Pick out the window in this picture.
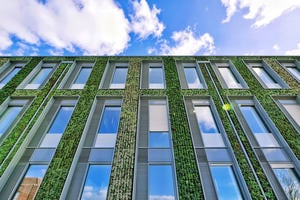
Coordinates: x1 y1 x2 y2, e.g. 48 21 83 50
95 106 121 147
0 66 22 89
21 62 58 89
40 106 74 147
110 67 128 89
149 66 165 89
149 165 175 200
0 97 77 199
230 97 300 199
184 67 203 89
0 61 26 89
0 98 32 143
13 165 48 200
176 61 206 89
245 60 288 89
184 97 250 199
71 67 92 89
273 168 300 199
81 165 112 200
25 67 53 89
275 97 300 133
59 61 94 89
278 60 300 82
61 98 122 199
210 166 243 200
211 61 247 89
134 98 177 200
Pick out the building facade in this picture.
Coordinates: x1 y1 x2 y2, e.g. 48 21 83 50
0 56 299 200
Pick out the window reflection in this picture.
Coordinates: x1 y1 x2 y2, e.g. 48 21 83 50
149 67 165 89
149 165 175 200
0 67 22 89
279 99 300 126
194 106 219 134
149 132 170 148
211 166 243 200
240 106 269 134
13 165 48 200
0 106 22 135
25 67 53 89
218 67 242 88
110 67 128 89
81 165 112 200
71 67 92 89
273 168 300 199
184 67 203 89
252 67 281 88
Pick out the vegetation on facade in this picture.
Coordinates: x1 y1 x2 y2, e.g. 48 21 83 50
0 56 299 199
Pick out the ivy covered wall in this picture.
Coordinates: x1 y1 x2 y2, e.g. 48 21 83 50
0 56 299 199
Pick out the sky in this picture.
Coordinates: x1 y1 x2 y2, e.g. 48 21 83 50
0 0 300 56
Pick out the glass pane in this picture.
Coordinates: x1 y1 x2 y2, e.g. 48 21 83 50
240 106 270 134
282 104 300 126
98 106 121 134
184 67 203 89
71 67 92 89
25 67 52 89
94 134 117 147
211 166 243 200
13 165 48 200
194 106 219 134
218 67 242 88
48 106 74 134
273 168 300 200
263 149 289 162
149 104 168 132
149 67 164 89
89 149 114 162
0 106 22 135
0 67 21 88
110 67 128 89
81 165 111 200
206 149 231 162
287 67 300 81
252 67 281 88
39 134 62 147
149 132 170 147
148 149 172 162
149 165 175 200
30 148 56 162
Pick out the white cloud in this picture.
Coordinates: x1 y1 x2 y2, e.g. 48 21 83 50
0 30 12 50
157 27 215 55
0 0 131 55
273 44 280 51
131 0 165 39
285 43 300 55
221 0 300 27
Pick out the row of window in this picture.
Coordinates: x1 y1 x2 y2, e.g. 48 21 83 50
0 95 299 199
0 59 299 90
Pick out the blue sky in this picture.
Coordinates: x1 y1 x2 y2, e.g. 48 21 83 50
0 0 300 56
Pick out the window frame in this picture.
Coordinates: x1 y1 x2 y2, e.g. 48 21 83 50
183 96 250 199
133 96 178 200
277 59 300 83
0 60 27 89
60 96 123 199
140 61 166 89
18 60 59 90
59 60 95 89
99 61 129 89
229 96 300 199
243 59 289 89
272 96 300 133
210 60 248 89
0 96 78 199
0 97 34 145
176 60 207 89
